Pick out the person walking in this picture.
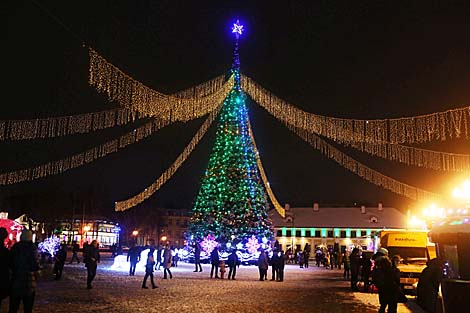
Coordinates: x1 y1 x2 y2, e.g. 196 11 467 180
0 228 10 310
69 241 80 264
53 243 67 280
127 244 140 276
257 249 269 281
227 249 239 280
163 244 173 279
142 249 157 289
84 240 100 289
210 246 220 279
193 242 202 272
8 229 39 313
372 255 401 313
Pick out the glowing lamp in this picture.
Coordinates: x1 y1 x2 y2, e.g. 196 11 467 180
132 230 139 236
161 236 167 242
83 225 91 232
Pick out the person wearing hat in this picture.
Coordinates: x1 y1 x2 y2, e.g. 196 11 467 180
9 229 39 313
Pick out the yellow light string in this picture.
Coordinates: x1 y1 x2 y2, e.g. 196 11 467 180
115 106 221 212
89 48 233 122
0 107 144 141
247 121 285 218
0 118 169 186
241 74 470 145
288 125 442 203
0 76 233 185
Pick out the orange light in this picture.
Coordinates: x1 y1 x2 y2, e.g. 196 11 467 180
132 230 139 236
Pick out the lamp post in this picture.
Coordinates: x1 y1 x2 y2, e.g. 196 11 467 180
132 230 138 245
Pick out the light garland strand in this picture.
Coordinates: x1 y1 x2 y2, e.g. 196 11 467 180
114 107 221 212
89 48 233 122
248 121 286 218
241 74 470 145
288 125 442 203
0 74 233 185
0 107 144 142
0 118 170 186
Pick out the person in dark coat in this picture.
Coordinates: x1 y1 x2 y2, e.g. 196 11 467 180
350 247 361 291
270 248 279 281
210 246 220 279
0 228 10 310
417 258 441 313
227 249 239 280
69 241 80 264
142 249 157 289
53 243 67 280
343 251 351 279
9 229 39 313
193 242 202 272
257 249 269 281
127 244 140 276
372 255 401 313
361 256 372 292
278 250 286 282
163 244 173 279
84 240 100 289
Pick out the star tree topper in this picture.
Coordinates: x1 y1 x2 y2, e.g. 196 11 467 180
232 19 244 38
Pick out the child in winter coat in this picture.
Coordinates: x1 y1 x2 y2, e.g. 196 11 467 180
219 260 226 279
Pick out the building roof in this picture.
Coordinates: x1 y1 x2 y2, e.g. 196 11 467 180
269 205 406 229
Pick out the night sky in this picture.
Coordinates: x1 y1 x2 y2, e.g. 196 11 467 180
2 0 470 220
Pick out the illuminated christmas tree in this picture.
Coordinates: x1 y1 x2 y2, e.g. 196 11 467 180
188 20 272 243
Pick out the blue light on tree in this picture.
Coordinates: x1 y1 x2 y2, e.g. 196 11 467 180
232 19 244 37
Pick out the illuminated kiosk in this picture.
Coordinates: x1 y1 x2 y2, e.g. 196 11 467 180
429 215 470 313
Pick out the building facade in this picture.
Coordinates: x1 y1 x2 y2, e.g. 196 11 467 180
270 203 407 253
56 218 120 248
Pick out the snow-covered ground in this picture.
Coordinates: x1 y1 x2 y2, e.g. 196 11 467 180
1 255 425 313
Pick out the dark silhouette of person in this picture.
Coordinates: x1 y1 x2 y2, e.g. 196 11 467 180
227 249 239 280
156 244 163 270
9 229 39 313
69 241 80 264
127 244 140 276
417 258 441 313
53 243 67 280
142 249 157 289
372 255 401 313
193 242 202 272
304 250 310 268
163 244 173 279
210 246 220 278
0 228 10 310
84 240 100 289
278 250 286 281
350 247 361 291
257 249 269 281
362 256 372 292
270 248 279 281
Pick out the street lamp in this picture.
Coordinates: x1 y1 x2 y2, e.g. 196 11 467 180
132 230 139 237
83 225 91 243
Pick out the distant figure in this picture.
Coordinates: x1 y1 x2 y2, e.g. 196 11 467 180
172 247 179 267
257 249 269 281
163 244 173 279
361 256 372 292
342 251 351 280
127 244 140 276
417 258 441 313
210 246 220 279
9 229 39 313
270 248 279 281
84 240 100 289
156 245 164 270
142 249 157 289
298 250 304 268
193 242 202 272
0 228 10 310
278 250 286 282
227 250 239 280
303 250 310 268
350 248 361 291
70 241 80 264
219 260 226 279
53 243 67 280
110 243 117 258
